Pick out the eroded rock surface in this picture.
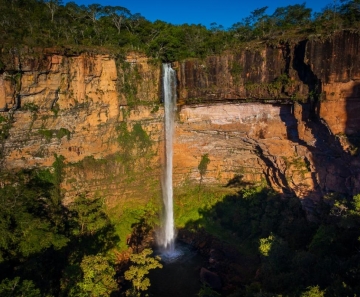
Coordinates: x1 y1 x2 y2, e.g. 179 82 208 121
0 31 359 206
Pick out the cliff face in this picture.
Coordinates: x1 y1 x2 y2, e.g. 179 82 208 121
176 46 308 103
177 31 360 138
173 31 360 200
306 31 360 137
0 31 359 207
0 50 163 205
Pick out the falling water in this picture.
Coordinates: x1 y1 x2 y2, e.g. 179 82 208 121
158 63 177 254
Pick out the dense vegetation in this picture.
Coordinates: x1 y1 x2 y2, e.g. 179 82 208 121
0 0 360 62
0 155 122 296
1 0 360 296
184 186 360 296
2 165 360 296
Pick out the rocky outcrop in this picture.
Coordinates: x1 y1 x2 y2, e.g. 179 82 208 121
0 31 359 206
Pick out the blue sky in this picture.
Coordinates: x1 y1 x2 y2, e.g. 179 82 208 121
64 0 334 29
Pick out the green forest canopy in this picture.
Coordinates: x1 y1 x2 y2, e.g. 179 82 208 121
0 0 360 61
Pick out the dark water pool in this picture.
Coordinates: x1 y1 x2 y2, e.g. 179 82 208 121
148 242 206 297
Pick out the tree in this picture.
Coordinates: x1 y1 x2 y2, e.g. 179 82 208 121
124 248 162 296
300 286 325 297
85 3 105 23
198 153 210 187
229 21 253 42
210 22 224 33
104 5 131 34
259 234 275 256
72 254 118 297
124 12 146 36
198 284 221 297
352 193 360 212
44 0 62 23
0 169 68 262
308 225 337 255
340 0 360 27
68 194 108 236
65 1 85 21
0 277 41 297
251 7 269 38
271 3 312 30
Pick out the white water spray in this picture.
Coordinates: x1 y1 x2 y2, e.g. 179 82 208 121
158 63 177 253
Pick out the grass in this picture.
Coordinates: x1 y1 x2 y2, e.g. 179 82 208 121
106 199 160 251
101 177 272 255
173 184 237 229
104 183 236 251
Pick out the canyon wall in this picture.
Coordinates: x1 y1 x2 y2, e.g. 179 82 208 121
0 30 359 207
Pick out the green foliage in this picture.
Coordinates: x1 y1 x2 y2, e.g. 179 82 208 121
243 73 296 99
173 185 232 229
230 61 243 77
5 72 22 92
124 248 162 296
51 102 60 116
0 277 41 297
56 128 71 140
116 122 153 174
259 234 275 256
0 114 12 142
38 129 53 141
0 170 68 262
72 254 118 297
300 286 325 297
0 158 120 296
150 104 160 113
197 284 221 297
22 102 39 113
60 195 119 296
119 62 141 107
51 153 65 208
70 155 108 171
66 181 356 297
181 186 360 295
198 153 210 176
308 224 336 255
108 201 160 251
198 153 210 186
1 0 358 62
132 123 152 150
38 128 71 142
68 195 108 236
267 74 292 98
353 194 360 212
272 3 312 29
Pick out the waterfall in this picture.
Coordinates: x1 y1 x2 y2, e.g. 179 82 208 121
158 63 177 252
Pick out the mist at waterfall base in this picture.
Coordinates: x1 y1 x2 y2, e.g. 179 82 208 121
156 63 183 261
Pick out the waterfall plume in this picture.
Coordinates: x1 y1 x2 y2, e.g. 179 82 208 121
158 63 177 252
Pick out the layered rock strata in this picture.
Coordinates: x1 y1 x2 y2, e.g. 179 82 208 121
0 31 359 205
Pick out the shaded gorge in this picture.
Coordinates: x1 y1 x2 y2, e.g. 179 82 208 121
149 241 206 297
